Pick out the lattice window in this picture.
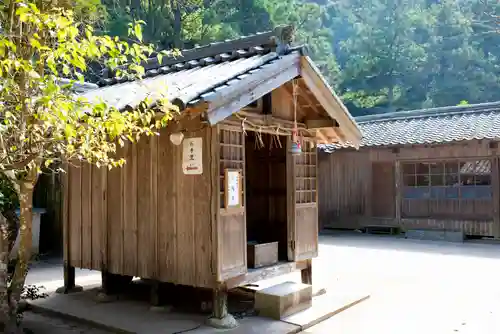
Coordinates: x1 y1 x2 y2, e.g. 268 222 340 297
220 128 245 209
295 141 317 204
401 160 493 219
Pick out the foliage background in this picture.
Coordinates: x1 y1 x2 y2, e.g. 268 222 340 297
94 0 500 116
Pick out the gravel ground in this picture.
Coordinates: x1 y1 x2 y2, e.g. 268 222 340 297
22 312 113 334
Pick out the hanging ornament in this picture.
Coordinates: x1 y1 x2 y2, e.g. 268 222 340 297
289 79 302 155
290 140 302 155
170 132 184 146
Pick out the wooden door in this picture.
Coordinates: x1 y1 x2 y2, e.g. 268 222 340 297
217 128 247 281
371 162 395 217
287 139 319 261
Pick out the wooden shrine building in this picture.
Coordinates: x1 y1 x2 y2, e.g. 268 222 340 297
319 102 500 238
60 26 362 321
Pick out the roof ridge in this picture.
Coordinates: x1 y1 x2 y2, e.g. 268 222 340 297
355 101 500 124
142 30 278 71
99 25 296 87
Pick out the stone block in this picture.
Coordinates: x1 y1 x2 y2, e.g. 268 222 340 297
444 229 465 243
406 229 464 243
254 281 312 320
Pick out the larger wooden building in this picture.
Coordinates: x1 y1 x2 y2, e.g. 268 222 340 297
319 102 500 238
59 26 362 323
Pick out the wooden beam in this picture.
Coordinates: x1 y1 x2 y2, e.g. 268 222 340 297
278 84 308 120
235 111 307 130
305 119 335 129
283 81 322 116
225 261 308 290
394 161 402 223
315 129 329 144
492 157 500 238
297 86 322 115
300 56 362 146
321 127 341 143
207 64 300 124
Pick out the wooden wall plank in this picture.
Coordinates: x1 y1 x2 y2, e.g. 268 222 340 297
123 143 138 276
100 167 108 270
210 127 220 284
80 163 93 269
62 163 69 265
157 128 177 282
177 137 196 286
219 214 246 280
91 165 103 270
294 206 318 260
317 150 370 229
493 158 500 238
69 161 82 267
320 139 500 236
150 136 158 278
107 148 123 275
193 128 213 287
137 137 152 278
371 162 395 218
66 117 215 287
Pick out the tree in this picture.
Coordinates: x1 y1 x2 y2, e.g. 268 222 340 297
336 0 430 112
0 1 175 332
262 0 341 87
102 0 226 49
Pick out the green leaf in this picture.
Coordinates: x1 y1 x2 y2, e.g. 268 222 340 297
134 24 143 42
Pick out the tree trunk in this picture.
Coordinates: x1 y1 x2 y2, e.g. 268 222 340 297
170 0 182 49
0 214 10 332
3 169 38 333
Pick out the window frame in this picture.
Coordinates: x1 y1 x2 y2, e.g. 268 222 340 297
400 159 493 219
402 160 492 200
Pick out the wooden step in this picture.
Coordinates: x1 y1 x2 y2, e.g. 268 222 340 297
254 281 312 320
364 225 400 235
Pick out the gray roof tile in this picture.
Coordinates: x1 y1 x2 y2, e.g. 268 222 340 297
81 26 303 112
320 101 500 152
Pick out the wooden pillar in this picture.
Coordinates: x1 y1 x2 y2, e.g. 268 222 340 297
56 164 82 294
492 157 500 238
394 160 402 225
63 263 75 289
56 262 83 294
150 280 161 307
100 270 111 295
213 287 228 319
365 153 373 219
301 259 312 285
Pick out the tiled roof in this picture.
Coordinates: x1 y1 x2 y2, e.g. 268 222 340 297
320 101 500 152
81 26 303 112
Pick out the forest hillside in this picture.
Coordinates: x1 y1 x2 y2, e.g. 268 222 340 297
89 0 500 116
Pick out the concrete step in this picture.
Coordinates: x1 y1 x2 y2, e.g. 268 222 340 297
254 281 312 320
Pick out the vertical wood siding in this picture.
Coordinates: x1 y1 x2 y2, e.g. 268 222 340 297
371 162 395 218
66 120 216 288
317 150 371 229
318 140 500 237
